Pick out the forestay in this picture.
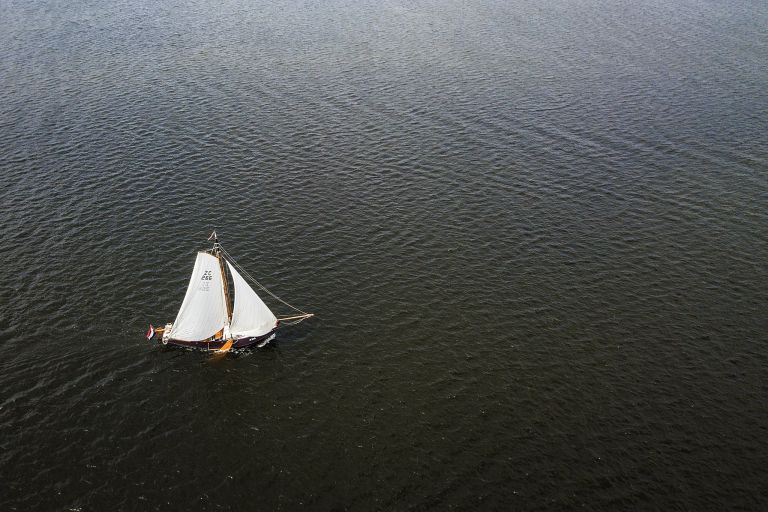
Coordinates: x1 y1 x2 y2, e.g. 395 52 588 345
227 261 277 338
168 252 228 341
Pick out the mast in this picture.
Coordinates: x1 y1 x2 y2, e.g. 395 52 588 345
209 231 233 321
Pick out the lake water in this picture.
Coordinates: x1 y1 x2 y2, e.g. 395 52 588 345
1 0 766 509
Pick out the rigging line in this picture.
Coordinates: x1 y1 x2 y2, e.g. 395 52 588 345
280 318 310 326
218 244 310 316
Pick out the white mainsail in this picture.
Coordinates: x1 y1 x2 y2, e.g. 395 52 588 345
168 252 229 341
227 261 277 338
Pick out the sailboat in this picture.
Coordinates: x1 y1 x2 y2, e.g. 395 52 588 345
149 232 312 352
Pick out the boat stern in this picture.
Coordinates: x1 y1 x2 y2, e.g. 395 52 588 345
162 323 173 345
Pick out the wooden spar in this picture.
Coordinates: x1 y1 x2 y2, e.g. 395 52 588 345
277 313 314 322
216 252 234 353
216 245 232 323
213 235 234 352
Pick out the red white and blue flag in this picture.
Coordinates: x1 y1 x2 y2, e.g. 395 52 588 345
146 325 155 340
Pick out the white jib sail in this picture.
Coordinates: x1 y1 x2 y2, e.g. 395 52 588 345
226 261 277 338
168 252 229 341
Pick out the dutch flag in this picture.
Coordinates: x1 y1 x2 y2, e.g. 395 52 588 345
146 325 155 340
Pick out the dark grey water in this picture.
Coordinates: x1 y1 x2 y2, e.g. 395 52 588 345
1 0 767 509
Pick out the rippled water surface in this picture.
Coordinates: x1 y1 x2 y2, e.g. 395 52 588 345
1 0 767 509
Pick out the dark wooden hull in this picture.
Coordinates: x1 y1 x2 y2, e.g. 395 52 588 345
163 329 277 351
